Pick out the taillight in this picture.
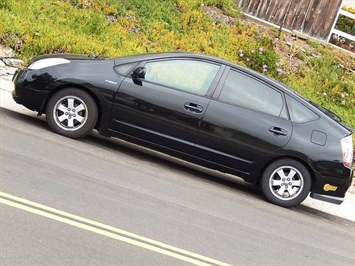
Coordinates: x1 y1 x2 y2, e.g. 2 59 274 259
341 135 353 167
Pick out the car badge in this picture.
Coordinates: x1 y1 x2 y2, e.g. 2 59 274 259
323 184 338 192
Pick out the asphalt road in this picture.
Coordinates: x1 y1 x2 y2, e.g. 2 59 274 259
1 107 354 266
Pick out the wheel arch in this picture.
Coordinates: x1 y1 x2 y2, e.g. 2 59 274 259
40 84 103 130
256 155 315 187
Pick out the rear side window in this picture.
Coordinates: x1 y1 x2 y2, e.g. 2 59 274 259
286 95 319 123
219 70 283 116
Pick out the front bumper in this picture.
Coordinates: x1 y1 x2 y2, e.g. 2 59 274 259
12 69 49 113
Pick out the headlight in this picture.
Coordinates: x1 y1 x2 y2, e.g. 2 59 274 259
28 58 70 70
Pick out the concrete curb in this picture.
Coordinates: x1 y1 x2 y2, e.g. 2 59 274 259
0 78 14 92
1 77 354 222
0 78 34 115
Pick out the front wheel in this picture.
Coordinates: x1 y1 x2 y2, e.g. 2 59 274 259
46 88 98 139
260 159 311 207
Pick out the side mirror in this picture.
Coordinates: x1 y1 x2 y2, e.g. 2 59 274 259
132 67 146 79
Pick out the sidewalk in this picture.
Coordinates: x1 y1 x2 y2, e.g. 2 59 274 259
1 77 354 222
0 78 34 115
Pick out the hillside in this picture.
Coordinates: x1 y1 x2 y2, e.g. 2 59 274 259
0 0 354 130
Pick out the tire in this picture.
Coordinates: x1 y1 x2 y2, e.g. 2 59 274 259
46 88 98 139
260 159 311 207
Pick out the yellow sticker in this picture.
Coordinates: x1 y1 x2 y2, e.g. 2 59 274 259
323 184 338 191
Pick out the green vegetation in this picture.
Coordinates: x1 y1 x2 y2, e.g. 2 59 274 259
336 6 355 35
0 0 354 132
331 6 355 53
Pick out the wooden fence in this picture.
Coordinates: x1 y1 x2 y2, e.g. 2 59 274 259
235 0 343 41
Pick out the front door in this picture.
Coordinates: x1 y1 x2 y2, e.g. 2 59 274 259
109 59 222 154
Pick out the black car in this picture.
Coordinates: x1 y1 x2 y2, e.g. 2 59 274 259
12 52 354 207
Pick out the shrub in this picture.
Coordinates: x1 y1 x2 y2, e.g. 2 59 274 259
0 0 354 132
336 6 355 34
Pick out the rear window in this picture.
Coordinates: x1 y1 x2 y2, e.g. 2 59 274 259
286 95 319 123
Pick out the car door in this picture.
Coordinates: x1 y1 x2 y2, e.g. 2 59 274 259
109 58 223 154
195 68 293 181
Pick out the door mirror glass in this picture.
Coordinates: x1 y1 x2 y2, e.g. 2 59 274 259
132 67 146 79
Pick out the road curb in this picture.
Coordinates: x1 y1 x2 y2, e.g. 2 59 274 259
0 78 34 115
0 78 14 92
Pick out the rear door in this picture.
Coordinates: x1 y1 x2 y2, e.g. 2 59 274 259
195 68 293 180
109 58 223 153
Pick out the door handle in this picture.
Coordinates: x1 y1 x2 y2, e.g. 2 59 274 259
269 126 287 136
184 103 203 113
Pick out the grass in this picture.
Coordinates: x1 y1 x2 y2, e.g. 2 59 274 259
0 0 354 134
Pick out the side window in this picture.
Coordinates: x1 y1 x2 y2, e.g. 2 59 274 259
285 95 319 123
114 62 139 76
144 60 220 95
219 70 283 116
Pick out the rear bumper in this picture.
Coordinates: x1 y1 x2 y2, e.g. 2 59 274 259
310 166 353 204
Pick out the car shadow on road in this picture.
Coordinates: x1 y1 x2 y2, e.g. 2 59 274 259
85 131 262 195
0 106 47 127
84 132 355 226
0 108 259 198
2 107 353 225
294 204 354 226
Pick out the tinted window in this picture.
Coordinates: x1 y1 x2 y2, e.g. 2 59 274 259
145 60 220 95
114 62 139 76
286 95 319 123
219 70 283 116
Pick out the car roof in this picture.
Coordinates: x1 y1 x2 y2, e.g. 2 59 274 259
113 52 243 69
35 52 348 129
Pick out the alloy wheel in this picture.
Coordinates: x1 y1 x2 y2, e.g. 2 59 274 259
53 95 88 131
268 166 304 201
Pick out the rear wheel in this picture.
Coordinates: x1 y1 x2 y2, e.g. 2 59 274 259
260 159 311 207
46 88 98 139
